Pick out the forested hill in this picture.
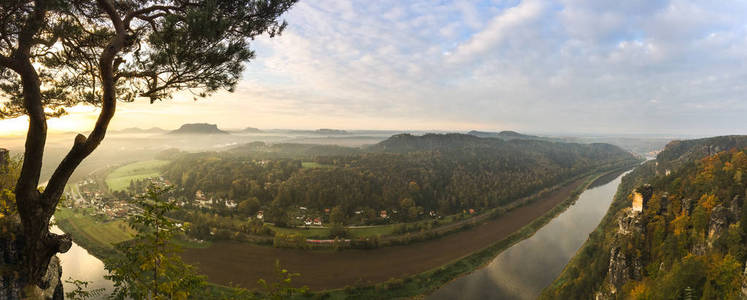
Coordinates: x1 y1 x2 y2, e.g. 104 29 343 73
543 135 747 299
368 133 625 158
467 130 557 141
161 134 638 226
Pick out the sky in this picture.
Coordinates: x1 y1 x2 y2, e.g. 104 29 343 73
2 0 747 136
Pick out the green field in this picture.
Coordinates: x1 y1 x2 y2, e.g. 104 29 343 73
105 160 169 191
55 208 136 248
267 224 395 239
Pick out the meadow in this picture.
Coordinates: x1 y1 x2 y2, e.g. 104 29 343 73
105 159 169 191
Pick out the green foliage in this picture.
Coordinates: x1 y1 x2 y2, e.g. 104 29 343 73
329 205 346 225
257 260 309 300
272 232 306 249
0 154 20 218
64 277 105 300
105 184 208 299
238 197 261 216
328 222 349 238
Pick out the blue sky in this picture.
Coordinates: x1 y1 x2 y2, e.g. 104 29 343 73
3 0 747 135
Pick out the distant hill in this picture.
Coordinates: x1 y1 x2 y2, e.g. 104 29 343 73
117 127 167 134
288 128 349 135
467 130 555 141
169 123 229 135
368 133 632 163
370 133 488 153
230 141 360 157
239 127 263 133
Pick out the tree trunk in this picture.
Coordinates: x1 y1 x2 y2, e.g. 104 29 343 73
13 51 72 289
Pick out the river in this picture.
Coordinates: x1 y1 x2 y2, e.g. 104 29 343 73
50 225 113 297
429 170 630 300
50 170 627 299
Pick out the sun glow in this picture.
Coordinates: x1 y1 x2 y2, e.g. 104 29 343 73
0 104 100 137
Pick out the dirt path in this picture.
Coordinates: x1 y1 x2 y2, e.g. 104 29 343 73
181 177 588 291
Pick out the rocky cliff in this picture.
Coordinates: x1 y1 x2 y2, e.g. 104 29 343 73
543 136 747 299
0 221 64 300
0 149 63 300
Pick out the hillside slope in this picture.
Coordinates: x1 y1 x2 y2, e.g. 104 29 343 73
543 136 747 299
166 133 639 224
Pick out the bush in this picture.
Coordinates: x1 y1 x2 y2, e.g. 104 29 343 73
328 222 350 238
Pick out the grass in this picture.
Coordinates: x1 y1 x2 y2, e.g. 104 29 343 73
301 162 332 169
348 225 395 238
267 224 396 239
268 225 330 238
172 236 213 249
105 160 169 191
54 207 137 259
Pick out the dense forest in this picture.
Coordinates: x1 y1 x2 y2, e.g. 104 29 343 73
543 136 747 299
160 134 638 226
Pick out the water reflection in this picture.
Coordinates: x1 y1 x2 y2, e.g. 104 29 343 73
50 225 113 298
429 171 630 300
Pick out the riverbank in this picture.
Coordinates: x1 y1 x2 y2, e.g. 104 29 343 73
182 166 633 297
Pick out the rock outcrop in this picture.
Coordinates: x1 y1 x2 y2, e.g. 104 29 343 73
617 208 643 235
607 246 642 295
707 204 729 247
605 208 644 296
680 198 694 216
0 220 63 300
0 148 63 300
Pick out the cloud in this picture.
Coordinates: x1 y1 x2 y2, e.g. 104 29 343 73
448 0 546 64
5 0 747 136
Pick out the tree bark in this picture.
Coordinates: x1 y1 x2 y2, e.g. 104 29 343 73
9 0 125 287
13 50 73 288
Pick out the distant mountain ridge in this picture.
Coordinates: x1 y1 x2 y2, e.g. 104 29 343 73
169 123 229 135
239 127 263 133
368 133 633 161
288 128 349 135
116 127 167 134
467 130 556 141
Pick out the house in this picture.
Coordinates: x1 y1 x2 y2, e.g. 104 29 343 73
324 208 330 214
429 210 437 217
196 199 211 208
225 200 237 209
304 218 312 226
256 211 264 220
313 218 322 226
299 206 307 210
468 208 475 214
380 210 388 218
195 190 206 201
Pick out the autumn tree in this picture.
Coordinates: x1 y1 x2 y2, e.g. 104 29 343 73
0 0 296 291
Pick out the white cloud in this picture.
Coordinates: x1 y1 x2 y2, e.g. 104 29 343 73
6 0 747 135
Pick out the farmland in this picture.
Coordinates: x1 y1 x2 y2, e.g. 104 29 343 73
105 160 169 191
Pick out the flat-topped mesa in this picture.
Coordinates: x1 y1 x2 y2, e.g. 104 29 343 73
631 184 653 213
